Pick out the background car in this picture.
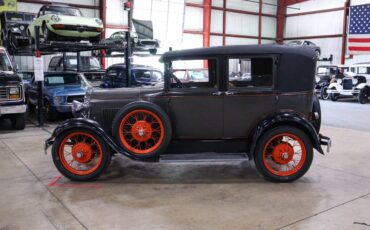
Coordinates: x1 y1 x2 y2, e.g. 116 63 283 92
0 11 35 54
100 63 163 88
100 19 159 55
26 72 90 121
27 4 103 43
172 68 208 83
286 40 321 58
48 55 104 86
315 65 348 100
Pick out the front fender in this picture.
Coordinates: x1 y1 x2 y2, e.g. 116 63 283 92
355 83 368 90
249 112 326 158
328 83 338 89
44 118 139 160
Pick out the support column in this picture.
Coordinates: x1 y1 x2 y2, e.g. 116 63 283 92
341 0 350 64
276 0 287 44
203 0 211 48
258 0 262 44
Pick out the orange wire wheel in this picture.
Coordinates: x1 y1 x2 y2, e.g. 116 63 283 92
58 132 103 176
262 133 307 177
119 109 165 155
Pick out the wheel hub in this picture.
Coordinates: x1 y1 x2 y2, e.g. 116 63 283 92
131 121 153 142
272 143 294 164
72 143 93 163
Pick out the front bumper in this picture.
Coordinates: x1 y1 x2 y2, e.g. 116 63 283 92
0 104 27 116
54 104 72 113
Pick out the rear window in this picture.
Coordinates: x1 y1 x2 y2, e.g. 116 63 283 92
45 74 81 86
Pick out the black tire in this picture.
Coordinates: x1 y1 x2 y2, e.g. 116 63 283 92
42 23 53 42
89 35 101 44
320 85 329 100
358 87 370 104
52 128 111 181
254 126 313 182
11 113 26 130
27 98 35 113
149 49 157 55
312 95 321 133
44 100 58 121
330 88 339 101
112 101 172 159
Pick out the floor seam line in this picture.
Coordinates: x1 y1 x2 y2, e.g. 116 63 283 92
275 192 370 230
316 164 370 180
2 141 88 230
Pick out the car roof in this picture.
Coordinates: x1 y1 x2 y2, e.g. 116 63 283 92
44 71 81 75
160 44 316 62
108 63 161 71
350 62 370 67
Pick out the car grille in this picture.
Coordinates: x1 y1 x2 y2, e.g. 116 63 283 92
343 79 353 90
67 95 84 103
0 88 7 100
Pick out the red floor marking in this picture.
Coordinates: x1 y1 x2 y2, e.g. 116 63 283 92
48 174 103 189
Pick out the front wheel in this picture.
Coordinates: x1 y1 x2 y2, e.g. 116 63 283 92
330 88 339 101
358 87 370 104
52 129 111 181
320 85 329 100
11 113 26 130
254 126 313 182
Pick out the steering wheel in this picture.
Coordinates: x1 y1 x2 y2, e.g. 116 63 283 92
170 74 183 88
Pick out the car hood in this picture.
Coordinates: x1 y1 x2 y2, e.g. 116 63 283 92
46 85 86 96
0 72 21 86
90 87 162 101
49 15 102 27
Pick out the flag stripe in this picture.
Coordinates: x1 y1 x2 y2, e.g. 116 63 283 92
348 46 370 51
348 38 370 42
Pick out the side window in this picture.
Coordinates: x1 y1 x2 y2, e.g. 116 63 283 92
49 57 60 69
228 57 273 89
358 67 367 74
170 59 216 89
151 71 163 82
134 70 151 81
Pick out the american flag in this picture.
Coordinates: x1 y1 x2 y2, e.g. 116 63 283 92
348 4 370 54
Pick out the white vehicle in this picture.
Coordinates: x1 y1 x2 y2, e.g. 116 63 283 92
327 62 370 104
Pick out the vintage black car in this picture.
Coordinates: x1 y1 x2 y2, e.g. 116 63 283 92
0 11 35 54
100 19 160 55
315 65 348 100
45 45 331 182
100 64 163 88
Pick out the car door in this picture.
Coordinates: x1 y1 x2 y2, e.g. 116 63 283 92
223 56 277 138
166 58 223 139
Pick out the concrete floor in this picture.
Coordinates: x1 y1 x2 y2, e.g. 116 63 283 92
1 100 370 230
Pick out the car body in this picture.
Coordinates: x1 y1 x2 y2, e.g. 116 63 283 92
48 55 104 86
286 40 321 58
100 19 159 55
27 4 103 43
45 45 331 182
0 11 35 53
315 65 348 100
26 72 90 120
100 64 163 88
327 63 370 104
0 46 26 130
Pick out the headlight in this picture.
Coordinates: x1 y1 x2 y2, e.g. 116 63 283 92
337 79 342 84
72 100 90 118
20 25 25 30
95 18 103 25
9 87 19 95
51 15 61 22
53 96 65 105
353 78 358 85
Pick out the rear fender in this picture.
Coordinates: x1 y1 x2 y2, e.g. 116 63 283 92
248 112 324 159
44 118 142 160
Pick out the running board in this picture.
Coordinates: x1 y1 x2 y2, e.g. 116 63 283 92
160 153 249 163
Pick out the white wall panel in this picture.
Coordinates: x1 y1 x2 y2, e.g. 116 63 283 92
106 1 128 26
311 37 343 65
182 34 203 49
287 0 345 14
185 0 203 4
210 35 222 46
225 37 258 45
261 39 274 44
210 9 223 33
184 7 203 31
285 11 344 38
226 12 258 36
261 16 276 38
262 0 277 15
212 0 223 7
226 0 259 12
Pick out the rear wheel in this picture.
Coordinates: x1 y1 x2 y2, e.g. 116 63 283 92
329 88 339 101
112 102 172 159
358 87 370 104
11 113 26 130
52 129 111 181
254 126 313 182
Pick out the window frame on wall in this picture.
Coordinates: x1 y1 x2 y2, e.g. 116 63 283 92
225 55 277 92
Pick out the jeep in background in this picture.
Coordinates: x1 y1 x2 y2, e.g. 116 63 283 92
0 11 35 54
48 55 104 86
0 47 26 130
327 63 370 104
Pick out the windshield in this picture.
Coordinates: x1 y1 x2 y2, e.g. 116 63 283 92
45 6 83 17
6 12 24 21
66 57 102 71
0 51 13 72
45 74 81 86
